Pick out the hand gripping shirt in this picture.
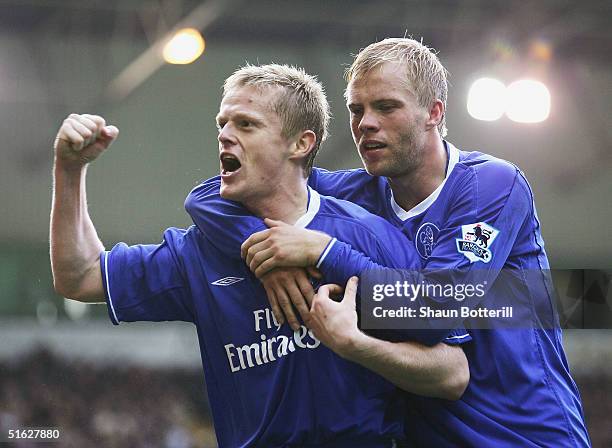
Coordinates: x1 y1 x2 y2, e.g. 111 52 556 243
101 188 466 448
185 141 591 447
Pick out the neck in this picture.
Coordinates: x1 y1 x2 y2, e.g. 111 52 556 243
247 176 309 225
388 137 447 212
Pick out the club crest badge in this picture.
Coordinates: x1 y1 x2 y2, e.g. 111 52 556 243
415 222 440 259
456 222 500 263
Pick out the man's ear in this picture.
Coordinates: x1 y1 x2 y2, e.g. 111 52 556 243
425 99 444 132
289 130 317 162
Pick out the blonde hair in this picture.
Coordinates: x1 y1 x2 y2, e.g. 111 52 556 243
345 38 448 137
223 64 330 175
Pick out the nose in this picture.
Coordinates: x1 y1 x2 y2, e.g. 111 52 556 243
218 124 236 148
358 110 380 134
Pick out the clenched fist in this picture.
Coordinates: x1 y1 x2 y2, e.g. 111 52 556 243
54 114 119 167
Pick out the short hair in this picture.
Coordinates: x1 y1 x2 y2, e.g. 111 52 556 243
345 38 448 137
223 64 330 175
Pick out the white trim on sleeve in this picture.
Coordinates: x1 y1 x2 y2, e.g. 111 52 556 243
445 333 471 341
316 237 337 268
104 251 120 324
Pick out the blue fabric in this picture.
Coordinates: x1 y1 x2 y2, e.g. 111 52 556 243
308 143 591 447
102 191 443 447
183 141 591 447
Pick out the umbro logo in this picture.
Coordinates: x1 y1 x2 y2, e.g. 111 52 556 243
211 276 245 286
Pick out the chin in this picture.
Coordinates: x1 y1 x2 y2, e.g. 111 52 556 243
362 162 387 177
365 159 407 178
219 183 239 201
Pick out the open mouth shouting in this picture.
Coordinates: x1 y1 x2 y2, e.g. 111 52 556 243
220 152 242 177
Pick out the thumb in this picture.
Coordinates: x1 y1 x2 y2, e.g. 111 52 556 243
342 276 359 309
100 125 119 141
264 218 288 228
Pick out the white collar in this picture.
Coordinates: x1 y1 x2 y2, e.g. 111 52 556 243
390 142 459 221
294 187 320 228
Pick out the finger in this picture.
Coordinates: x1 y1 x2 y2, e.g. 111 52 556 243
97 126 119 149
87 125 119 152
310 293 328 318
263 285 284 326
249 247 274 273
58 126 85 151
318 283 343 296
264 218 289 228
306 267 322 280
327 284 345 301
241 229 272 259
66 117 96 147
329 284 344 294
316 283 331 298
80 117 103 147
77 114 100 133
342 276 359 309
285 280 311 325
310 284 339 312
275 287 301 331
245 240 272 267
253 257 281 278
100 125 119 142
296 270 315 307
82 114 106 129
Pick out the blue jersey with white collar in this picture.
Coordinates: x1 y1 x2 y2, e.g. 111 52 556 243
308 142 590 447
185 141 590 447
101 188 468 448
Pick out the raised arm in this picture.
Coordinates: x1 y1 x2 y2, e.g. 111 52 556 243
50 114 119 301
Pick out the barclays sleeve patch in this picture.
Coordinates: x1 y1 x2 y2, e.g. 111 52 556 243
456 222 499 263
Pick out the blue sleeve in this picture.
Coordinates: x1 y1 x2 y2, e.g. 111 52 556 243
184 169 385 258
421 161 530 272
308 167 372 198
309 168 387 215
100 227 195 324
184 176 267 258
320 209 470 346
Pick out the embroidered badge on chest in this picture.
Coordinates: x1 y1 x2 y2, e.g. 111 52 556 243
415 222 440 259
456 222 500 263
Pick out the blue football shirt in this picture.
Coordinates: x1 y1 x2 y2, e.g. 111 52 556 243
101 188 467 447
186 142 591 447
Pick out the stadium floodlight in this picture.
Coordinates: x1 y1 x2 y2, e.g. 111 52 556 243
505 79 551 123
467 78 507 121
162 28 205 65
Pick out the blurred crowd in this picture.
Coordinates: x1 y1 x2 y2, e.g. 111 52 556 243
0 349 216 447
0 348 610 447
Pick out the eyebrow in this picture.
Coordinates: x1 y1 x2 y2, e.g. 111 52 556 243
373 98 403 105
216 111 263 125
347 98 404 108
